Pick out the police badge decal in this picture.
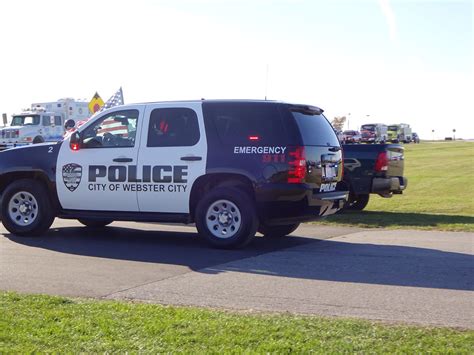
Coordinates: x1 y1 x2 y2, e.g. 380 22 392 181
62 163 82 192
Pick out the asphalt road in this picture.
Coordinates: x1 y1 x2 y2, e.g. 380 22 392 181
1 219 473 329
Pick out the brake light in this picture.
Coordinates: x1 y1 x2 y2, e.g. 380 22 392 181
14 130 19 138
374 151 388 172
288 146 306 183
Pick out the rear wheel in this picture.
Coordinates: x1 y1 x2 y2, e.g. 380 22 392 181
346 193 370 211
195 187 258 249
0 179 55 236
258 223 300 238
78 219 113 228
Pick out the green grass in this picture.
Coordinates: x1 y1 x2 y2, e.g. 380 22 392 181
1 292 473 353
317 141 474 232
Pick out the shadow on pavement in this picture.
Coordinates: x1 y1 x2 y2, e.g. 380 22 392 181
5 225 313 274
6 224 473 291
323 210 474 229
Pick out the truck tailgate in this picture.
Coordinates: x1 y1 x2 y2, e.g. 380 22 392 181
386 145 404 177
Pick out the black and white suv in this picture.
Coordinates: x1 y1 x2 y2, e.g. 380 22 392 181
0 100 347 248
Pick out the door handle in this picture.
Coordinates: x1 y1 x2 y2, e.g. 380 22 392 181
113 157 133 163
180 156 202 161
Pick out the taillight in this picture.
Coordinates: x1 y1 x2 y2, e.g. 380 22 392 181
15 130 20 138
374 151 388 172
288 146 306 183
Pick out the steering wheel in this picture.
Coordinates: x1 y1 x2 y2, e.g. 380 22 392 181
103 132 116 146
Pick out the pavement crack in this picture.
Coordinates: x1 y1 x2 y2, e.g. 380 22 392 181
101 270 196 299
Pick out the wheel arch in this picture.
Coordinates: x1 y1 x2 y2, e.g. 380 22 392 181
189 172 256 222
0 170 59 210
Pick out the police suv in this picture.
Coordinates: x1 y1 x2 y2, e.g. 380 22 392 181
0 100 347 248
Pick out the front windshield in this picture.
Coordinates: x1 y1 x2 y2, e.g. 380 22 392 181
361 124 375 131
11 115 40 126
388 125 398 131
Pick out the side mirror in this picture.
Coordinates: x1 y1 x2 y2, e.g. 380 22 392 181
70 131 81 151
64 119 75 130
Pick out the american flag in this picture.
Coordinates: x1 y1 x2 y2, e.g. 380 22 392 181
100 87 124 111
97 118 129 137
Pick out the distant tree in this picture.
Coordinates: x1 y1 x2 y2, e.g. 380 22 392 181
331 116 346 131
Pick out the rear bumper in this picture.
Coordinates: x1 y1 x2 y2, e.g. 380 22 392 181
372 176 408 194
257 184 348 226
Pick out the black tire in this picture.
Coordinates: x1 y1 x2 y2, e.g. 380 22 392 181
78 219 113 228
33 136 44 144
0 179 55 236
195 187 258 249
258 223 300 238
346 194 370 211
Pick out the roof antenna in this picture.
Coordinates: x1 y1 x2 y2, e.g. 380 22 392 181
264 64 269 100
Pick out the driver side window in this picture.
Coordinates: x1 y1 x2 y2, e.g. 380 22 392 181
81 109 139 149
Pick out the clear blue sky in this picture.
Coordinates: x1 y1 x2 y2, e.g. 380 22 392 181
0 0 472 138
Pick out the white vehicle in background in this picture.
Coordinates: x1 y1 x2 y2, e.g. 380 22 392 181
0 98 89 150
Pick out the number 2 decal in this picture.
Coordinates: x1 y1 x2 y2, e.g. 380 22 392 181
48 146 53 153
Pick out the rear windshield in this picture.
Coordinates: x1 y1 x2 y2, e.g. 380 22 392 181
361 124 375 131
290 111 339 146
344 130 356 135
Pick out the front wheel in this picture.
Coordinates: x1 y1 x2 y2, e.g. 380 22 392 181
258 223 300 238
195 187 258 249
0 179 55 236
33 136 44 144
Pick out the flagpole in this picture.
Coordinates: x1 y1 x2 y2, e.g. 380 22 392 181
120 87 124 104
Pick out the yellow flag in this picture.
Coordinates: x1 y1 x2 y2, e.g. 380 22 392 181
88 92 104 114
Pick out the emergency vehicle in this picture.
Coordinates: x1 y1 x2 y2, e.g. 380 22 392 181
0 98 89 150
0 100 348 248
360 123 388 144
387 123 412 143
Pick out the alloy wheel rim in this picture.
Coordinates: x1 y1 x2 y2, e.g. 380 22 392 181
206 199 242 239
8 191 38 227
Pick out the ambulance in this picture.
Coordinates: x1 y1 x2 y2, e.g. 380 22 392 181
0 98 89 150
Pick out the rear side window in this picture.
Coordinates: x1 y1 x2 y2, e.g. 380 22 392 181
290 111 339 146
147 108 199 147
204 102 287 145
